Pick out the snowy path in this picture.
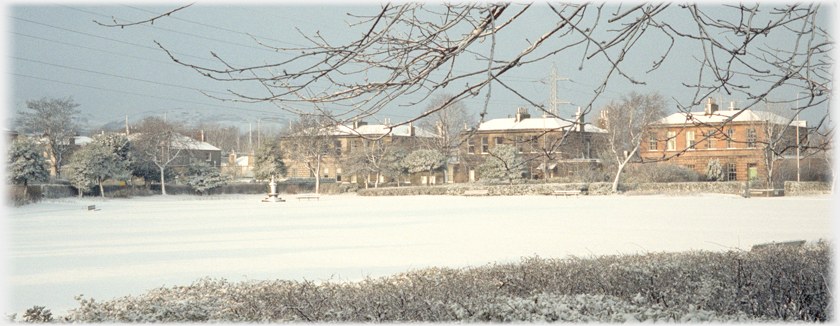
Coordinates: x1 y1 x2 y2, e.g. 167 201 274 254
6 193 834 316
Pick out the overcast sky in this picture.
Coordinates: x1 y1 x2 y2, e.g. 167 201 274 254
4 3 836 133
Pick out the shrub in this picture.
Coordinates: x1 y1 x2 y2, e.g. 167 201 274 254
55 242 830 323
624 163 701 184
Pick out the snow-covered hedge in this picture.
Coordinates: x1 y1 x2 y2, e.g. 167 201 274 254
38 241 829 323
784 181 832 196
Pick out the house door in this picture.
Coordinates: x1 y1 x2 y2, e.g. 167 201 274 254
748 164 758 182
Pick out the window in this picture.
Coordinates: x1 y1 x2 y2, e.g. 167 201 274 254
727 163 737 181
746 128 757 148
496 137 504 145
481 137 489 153
706 130 715 149
206 152 212 161
514 136 523 153
686 164 695 172
666 131 676 151
648 133 657 151
686 130 695 149
334 140 342 156
467 138 475 154
530 137 538 153
727 129 734 148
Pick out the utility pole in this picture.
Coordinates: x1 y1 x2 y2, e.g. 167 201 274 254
125 115 129 135
541 63 570 117
540 62 570 182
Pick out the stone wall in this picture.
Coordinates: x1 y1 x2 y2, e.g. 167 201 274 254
628 181 747 196
784 181 832 196
357 181 748 196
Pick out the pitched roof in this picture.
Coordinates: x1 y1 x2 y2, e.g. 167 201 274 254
172 135 221 151
477 116 606 133
330 123 439 138
657 109 806 128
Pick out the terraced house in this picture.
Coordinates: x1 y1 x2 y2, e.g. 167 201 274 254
456 107 607 183
640 98 807 184
281 120 439 185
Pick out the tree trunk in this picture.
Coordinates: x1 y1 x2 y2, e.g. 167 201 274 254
99 178 105 198
374 172 380 188
160 166 167 195
611 161 627 193
314 161 321 194
23 180 29 201
427 169 433 186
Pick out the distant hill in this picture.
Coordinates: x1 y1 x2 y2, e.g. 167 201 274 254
89 108 289 135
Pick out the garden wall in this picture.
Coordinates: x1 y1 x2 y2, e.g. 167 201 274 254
784 181 832 196
357 181 748 196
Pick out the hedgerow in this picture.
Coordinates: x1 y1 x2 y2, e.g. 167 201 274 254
19 241 831 323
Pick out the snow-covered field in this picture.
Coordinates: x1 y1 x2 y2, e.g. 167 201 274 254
5 193 835 316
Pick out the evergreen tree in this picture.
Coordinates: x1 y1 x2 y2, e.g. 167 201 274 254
404 149 445 186
381 146 410 187
183 162 230 195
705 158 724 181
7 136 50 200
65 134 132 198
253 140 287 182
477 145 526 185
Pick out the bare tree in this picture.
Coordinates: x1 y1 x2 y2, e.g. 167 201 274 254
282 114 334 194
131 116 186 195
601 92 666 192
750 101 801 187
107 4 832 166
15 97 81 178
418 93 475 183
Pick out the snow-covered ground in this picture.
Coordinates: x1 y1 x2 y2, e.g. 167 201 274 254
5 193 835 316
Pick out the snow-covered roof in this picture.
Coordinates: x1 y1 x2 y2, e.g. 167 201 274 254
477 116 606 133
234 156 250 167
71 136 93 145
330 123 439 138
657 109 806 128
172 135 220 151
128 133 220 151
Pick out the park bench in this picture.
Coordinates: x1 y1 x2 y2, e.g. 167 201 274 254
463 189 489 196
553 190 582 197
749 188 783 197
296 194 320 201
87 205 99 211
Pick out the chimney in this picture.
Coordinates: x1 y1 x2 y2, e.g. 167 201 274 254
575 106 585 132
728 101 736 111
515 107 530 122
200 129 205 142
353 119 367 129
704 98 719 115
409 121 415 136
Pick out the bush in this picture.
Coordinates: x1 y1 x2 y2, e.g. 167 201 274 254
53 241 830 323
624 163 702 184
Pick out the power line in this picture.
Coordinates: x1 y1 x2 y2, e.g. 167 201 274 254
118 4 304 48
11 31 180 68
11 72 291 119
9 15 215 64
59 5 286 54
10 55 230 96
